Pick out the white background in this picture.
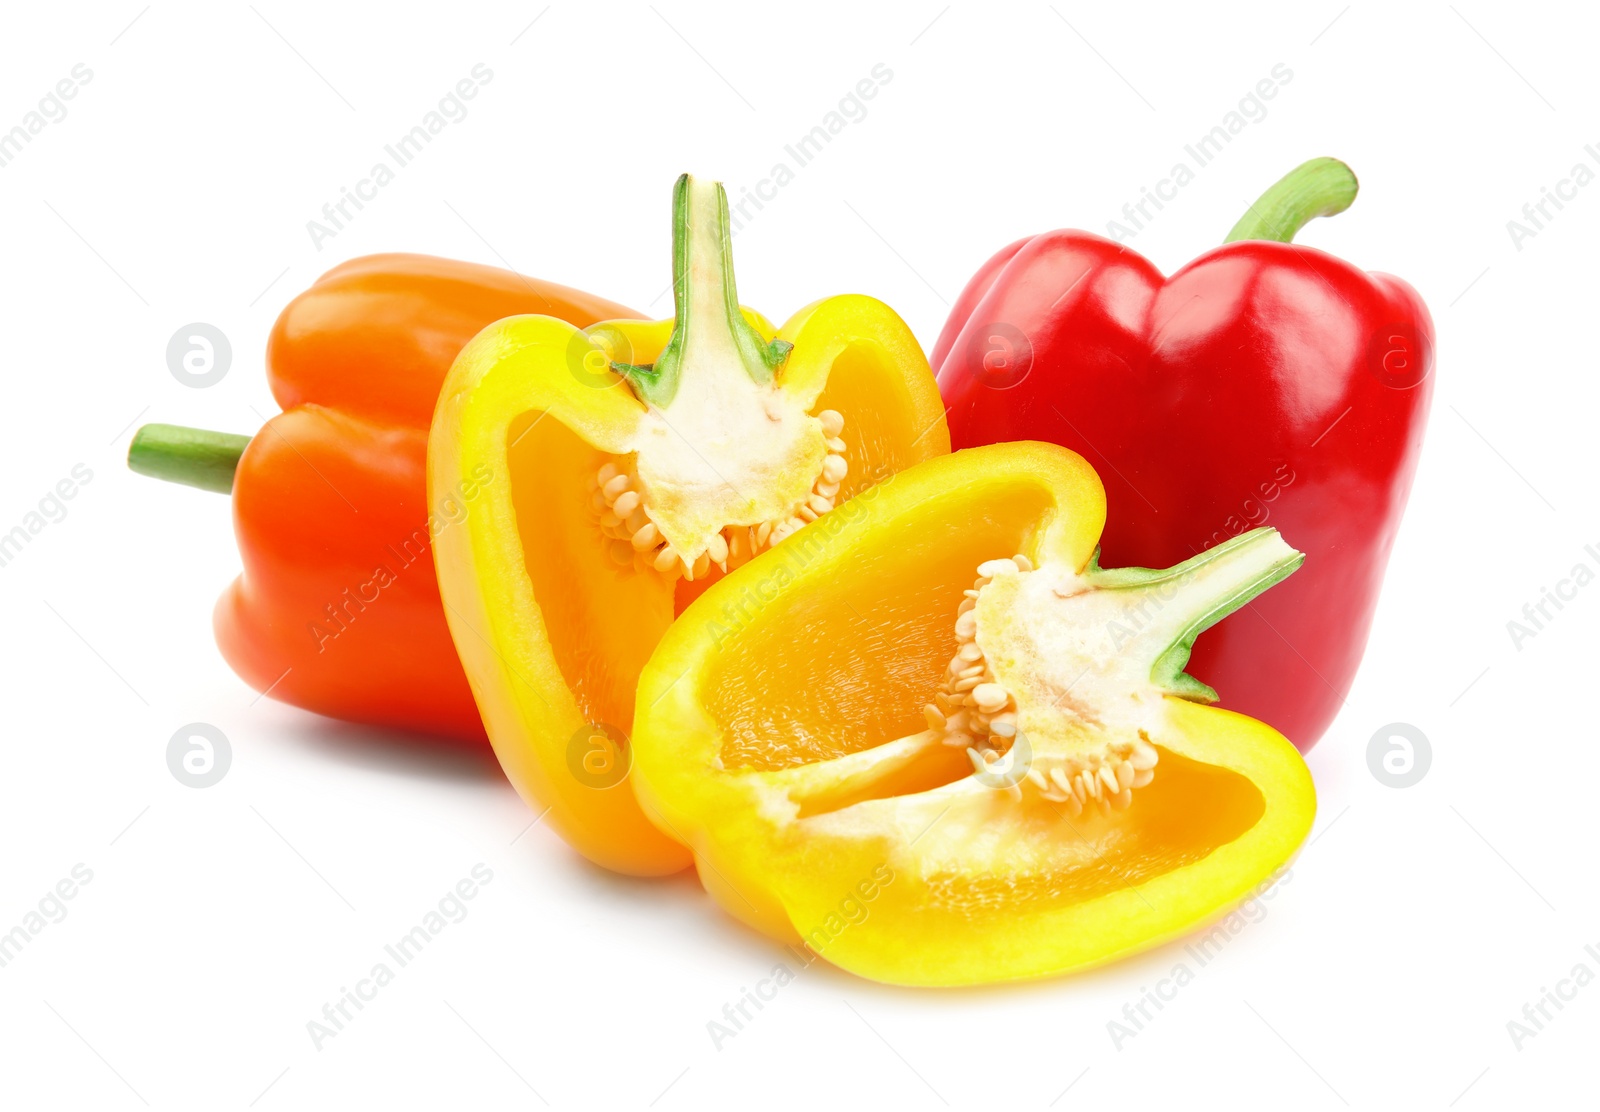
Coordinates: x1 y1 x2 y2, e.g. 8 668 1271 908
1 2 1593 1108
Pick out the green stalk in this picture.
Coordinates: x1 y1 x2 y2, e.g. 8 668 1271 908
128 424 250 494
1224 157 1359 244
1089 527 1305 702
613 173 792 408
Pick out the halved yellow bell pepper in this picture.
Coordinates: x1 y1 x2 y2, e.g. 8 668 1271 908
427 175 948 875
631 442 1316 985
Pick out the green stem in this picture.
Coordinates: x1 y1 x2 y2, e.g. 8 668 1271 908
128 424 250 494
615 174 791 408
1089 527 1304 702
1224 157 1359 244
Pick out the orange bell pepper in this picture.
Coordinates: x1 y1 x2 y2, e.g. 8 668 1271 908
632 442 1316 985
129 254 638 742
428 175 949 874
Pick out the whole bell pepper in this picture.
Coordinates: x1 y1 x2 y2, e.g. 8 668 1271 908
933 159 1434 750
631 442 1315 986
428 174 948 875
129 254 639 743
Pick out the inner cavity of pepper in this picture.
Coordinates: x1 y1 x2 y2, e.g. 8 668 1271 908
751 526 1300 828
588 408 849 581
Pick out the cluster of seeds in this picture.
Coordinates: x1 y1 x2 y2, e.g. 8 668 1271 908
588 410 848 581
1025 735 1158 816
922 554 1160 816
921 555 1031 755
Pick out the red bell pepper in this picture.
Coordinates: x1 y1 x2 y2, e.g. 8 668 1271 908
933 158 1433 750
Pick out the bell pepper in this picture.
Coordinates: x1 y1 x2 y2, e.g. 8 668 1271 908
631 442 1315 986
428 174 948 875
128 254 638 742
933 158 1434 750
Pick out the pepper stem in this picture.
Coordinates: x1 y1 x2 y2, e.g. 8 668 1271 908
615 174 792 408
1224 157 1359 244
1088 527 1304 702
128 423 250 494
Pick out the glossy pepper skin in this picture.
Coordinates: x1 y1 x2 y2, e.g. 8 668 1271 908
428 176 949 875
129 254 639 742
933 160 1434 750
631 443 1315 986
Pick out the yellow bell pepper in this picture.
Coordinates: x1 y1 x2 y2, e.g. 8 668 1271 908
427 175 949 875
631 442 1316 985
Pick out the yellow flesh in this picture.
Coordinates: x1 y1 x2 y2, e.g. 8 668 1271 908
631 446 1314 983
709 553 1270 909
707 481 1055 770
489 295 948 790
508 412 674 732
695 465 1271 915
810 342 934 498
